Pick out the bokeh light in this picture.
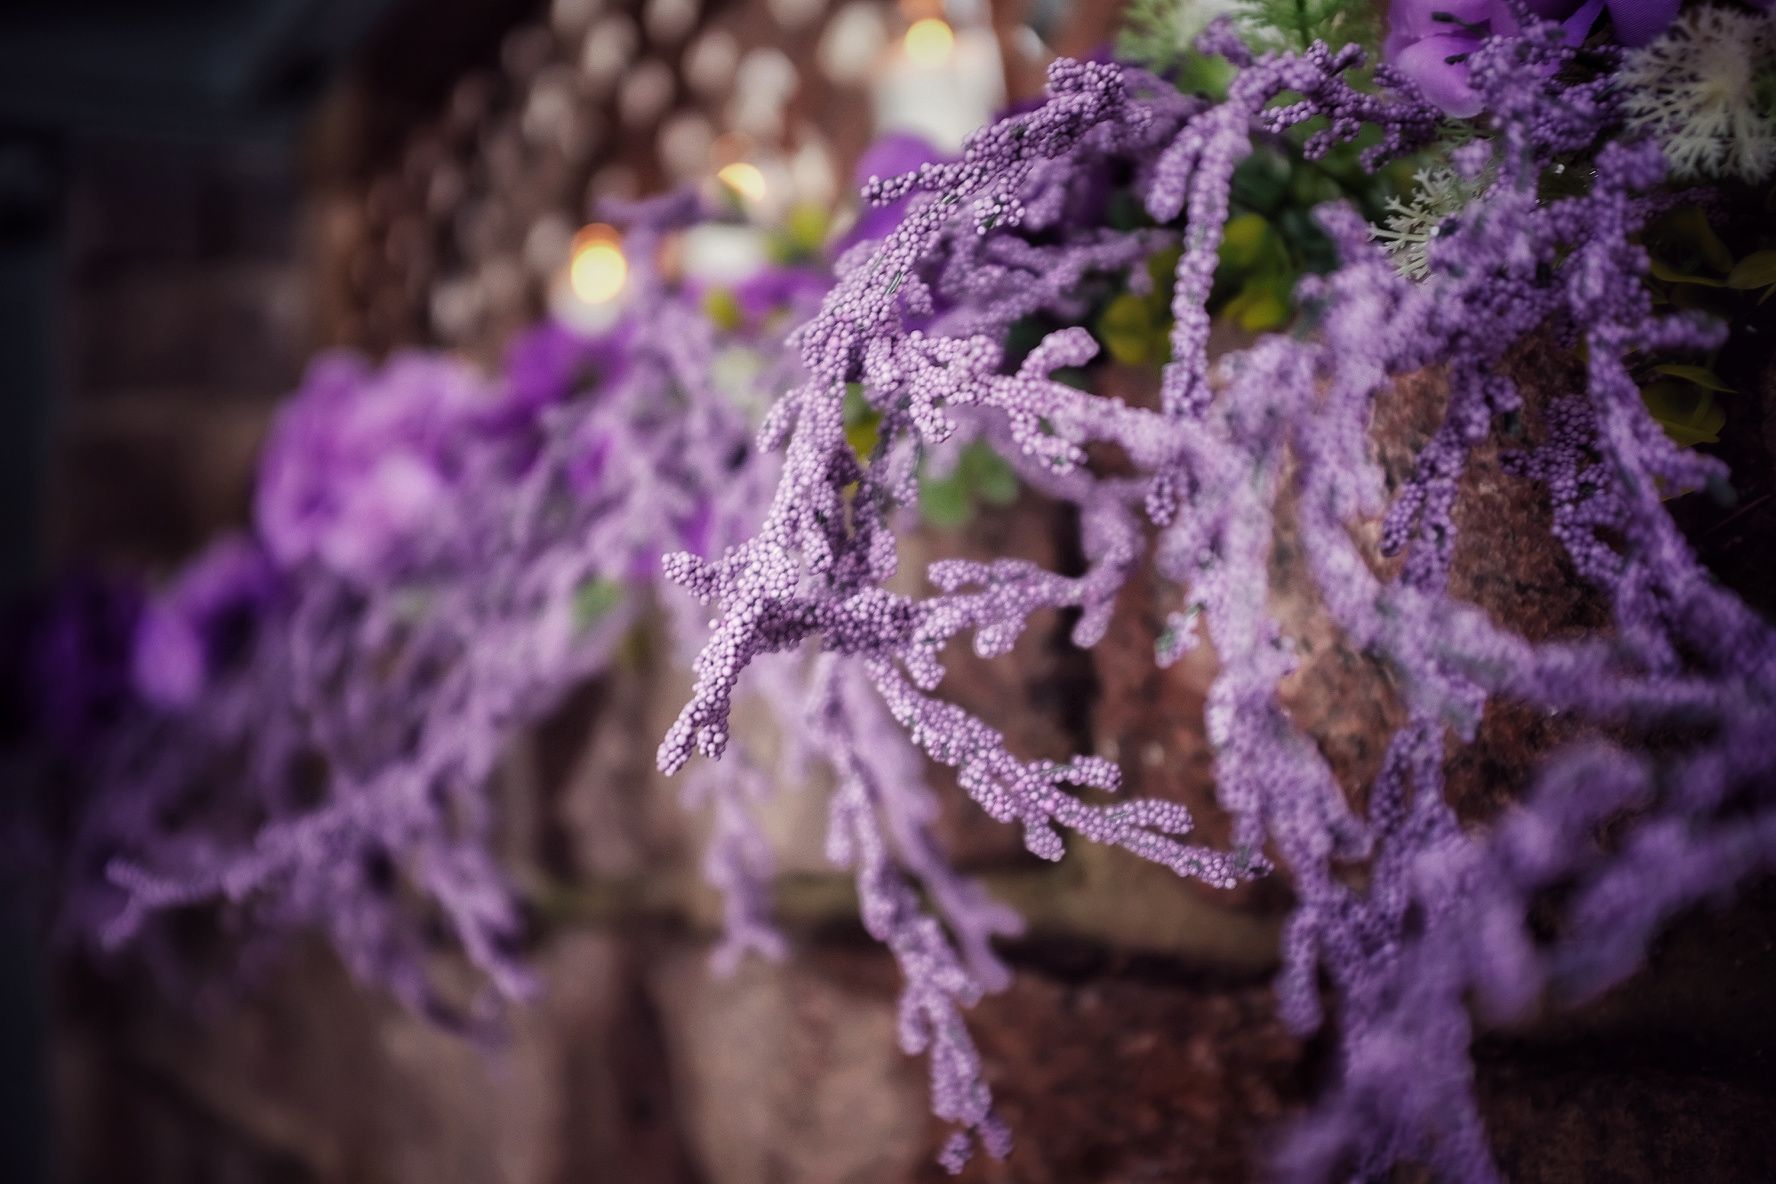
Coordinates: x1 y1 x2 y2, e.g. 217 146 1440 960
716 160 769 203
903 17 955 67
568 224 627 303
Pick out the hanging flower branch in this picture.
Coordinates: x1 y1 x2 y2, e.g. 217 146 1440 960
660 8 1776 1178
7 1 1776 1180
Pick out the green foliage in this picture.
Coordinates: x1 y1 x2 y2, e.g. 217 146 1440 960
1642 380 1728 447
1094 248 1182 363
1116 0 1378 77
918 443 1019 529
768 203 831 266
1634 201 1776 450
1215 211 1295 330
1645 205 1738 299
573 579 625 629
1233 0 1377 53
703 288 744 332
1116 0 1237 90
1726 250 1776 295
1652 364 1734 394
1090 144 1409 356
1098 292 1170 364
843 382 881 460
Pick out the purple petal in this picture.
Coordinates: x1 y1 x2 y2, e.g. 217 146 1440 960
1392 33 1486 118
1388 0 1495 44
1605 0 1679 45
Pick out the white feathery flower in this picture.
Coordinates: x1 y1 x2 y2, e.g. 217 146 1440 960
1619 5 1776 183
1369 167 1478 281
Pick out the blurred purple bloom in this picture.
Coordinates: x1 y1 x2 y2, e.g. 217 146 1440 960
676 497 715 558
1519 0 1679 46
839 133 946 250
132 536 279 710
730 265 830 325
565 424 613 499
499 318 633 421
1384 0 1677 116
256 351 499 581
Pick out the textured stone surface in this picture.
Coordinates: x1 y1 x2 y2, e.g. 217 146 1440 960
56 932 700 1184
947 963 1307 1183
650 942 931 1184
1480 1062 1776 1184
900 492 1099 870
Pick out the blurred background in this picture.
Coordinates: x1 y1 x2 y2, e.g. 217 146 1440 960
6 2 1776 1182
1 0 1123 583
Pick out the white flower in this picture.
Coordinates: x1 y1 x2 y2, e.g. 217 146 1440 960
1619 5 1776 183
1369 167 1477 281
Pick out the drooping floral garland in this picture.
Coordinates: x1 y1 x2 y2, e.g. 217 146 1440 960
659 6 1776 1179
2 191 822 1028
6 1 1776 1179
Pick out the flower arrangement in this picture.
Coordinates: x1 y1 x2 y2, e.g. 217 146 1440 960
9 1 1776 1179
661 5 1776 1178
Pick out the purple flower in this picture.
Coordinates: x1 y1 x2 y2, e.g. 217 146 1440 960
1384 0 1497 116
728 265 830 326
132 536 279 710
676 496 715 558
1523 0 1679 47
498 318 632 422
256 351 499 581
838 133 946 251
1384 0 1678 116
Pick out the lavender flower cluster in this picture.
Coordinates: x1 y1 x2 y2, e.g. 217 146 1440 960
660 17 1776 1181
9 6 1776 1178
3 194 831 1028
5 188 1017 1139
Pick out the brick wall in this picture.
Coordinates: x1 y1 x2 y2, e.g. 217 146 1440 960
49 137 309 572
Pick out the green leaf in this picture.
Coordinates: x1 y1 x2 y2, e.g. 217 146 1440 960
842 382 872 424
1225 278 1291 331
1097 292 1162 364
918 471 972 528
1680 206 1735 273
1229 151 1292 214
962 443 1018 505
1218 212 1275 273
574 579 626 629
1726 250 1776 290
1649 258 1725 287
1642 381 1726 447
843 383 881 457
702 288 743 332
1106 190 1150 233
1146 244 1182 292
1650 206 1735 275
780 203 830 261
1003 316 1050 363
846 417 881 460
1652 364 1735 393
